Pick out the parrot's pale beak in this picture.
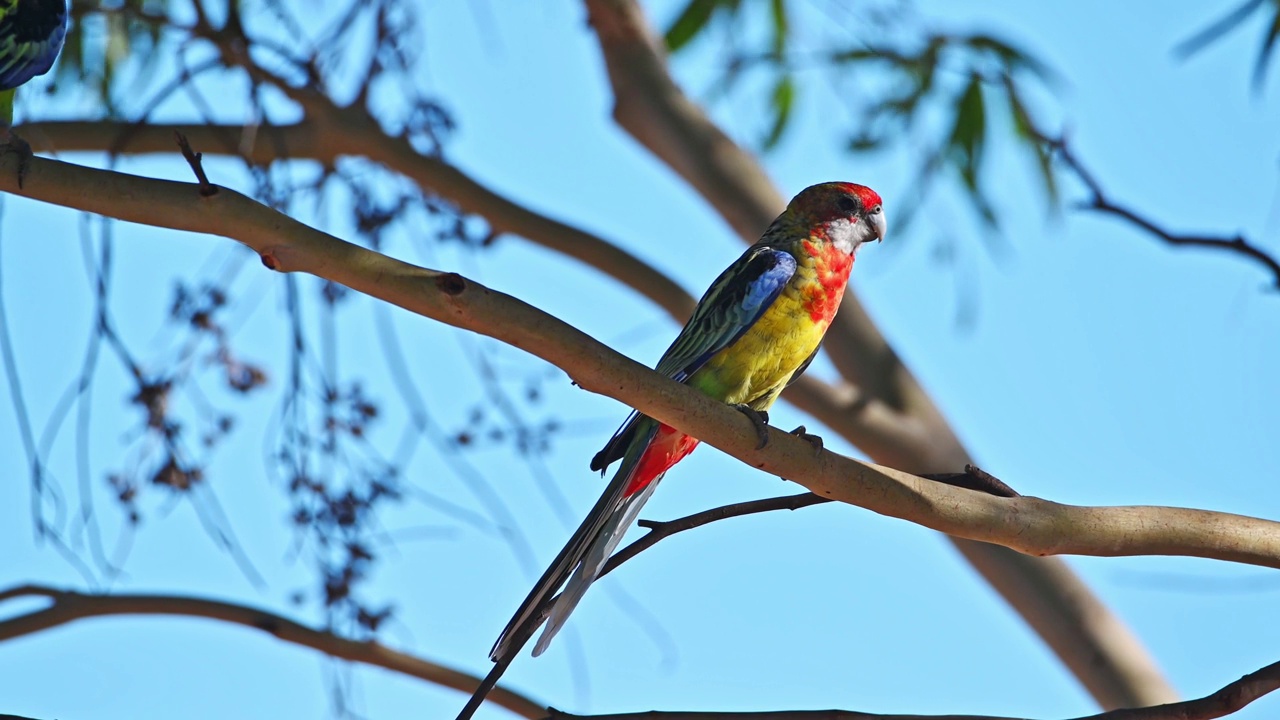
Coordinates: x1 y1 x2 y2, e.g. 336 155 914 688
869 209 887 243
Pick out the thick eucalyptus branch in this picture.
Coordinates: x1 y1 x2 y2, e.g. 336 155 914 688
541 658 1280 719
4 153 1279 573
579 0 1174 707
20 118 909 465
0 585 545 719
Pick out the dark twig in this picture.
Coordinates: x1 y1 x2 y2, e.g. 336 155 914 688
600 464 1017 580
1044 135 1280 288
921 463 1020 499
543 658 1280 720
601 492 833 579
174 132 218 197
458 467 1020 717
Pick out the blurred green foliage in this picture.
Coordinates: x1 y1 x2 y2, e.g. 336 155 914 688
61 0 172 114
662 0 1059 233
661 0 1280 236
1176 0 1280 90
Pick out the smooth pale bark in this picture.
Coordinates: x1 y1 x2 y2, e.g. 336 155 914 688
3 152 1277 575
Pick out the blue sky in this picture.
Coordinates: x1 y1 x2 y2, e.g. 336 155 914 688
1 1 1278 719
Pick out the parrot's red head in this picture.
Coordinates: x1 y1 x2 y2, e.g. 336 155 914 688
787 181 886 255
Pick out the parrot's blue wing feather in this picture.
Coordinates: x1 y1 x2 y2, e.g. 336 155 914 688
590 246 795 473
0 0 69 91
659 245 796 381
482 246 799 716
495 241 794 660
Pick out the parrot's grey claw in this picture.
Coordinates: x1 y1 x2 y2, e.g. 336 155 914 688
731 404 770 449
0 129 33 189
789 425 824 453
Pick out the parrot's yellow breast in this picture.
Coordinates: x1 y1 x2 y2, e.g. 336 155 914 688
690 259 844 407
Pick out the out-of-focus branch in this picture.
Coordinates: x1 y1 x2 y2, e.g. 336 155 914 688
21 119 698 322
582 0 924 424
0 585 546 719
6 153 1280 572
579 0 1176 708
581 0 782 241
541 659 1280 719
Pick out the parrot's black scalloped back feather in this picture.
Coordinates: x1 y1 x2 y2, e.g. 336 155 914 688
0 0 69 91
590 245 797 474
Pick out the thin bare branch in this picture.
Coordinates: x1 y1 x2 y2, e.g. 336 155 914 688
174 132 219 196
601 465 1018 579
603 493 834 578
0 584 546 719
1045 135 1280 287
4 152 1279 574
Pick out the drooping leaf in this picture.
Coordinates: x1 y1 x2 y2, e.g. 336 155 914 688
664 0 719 54
967 34 1058 84
1004 76 1058 207
1175 0 1267 58
769 0 788 57
762 74 795 150
948 74 986 193
1174 0 1280 93
830 48 879 63
1254 5 1280 89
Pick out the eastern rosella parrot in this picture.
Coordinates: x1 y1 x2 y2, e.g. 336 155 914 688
456 182 885 720
0 0 68 182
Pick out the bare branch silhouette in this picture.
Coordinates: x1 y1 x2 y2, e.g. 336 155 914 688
601 465 1019 580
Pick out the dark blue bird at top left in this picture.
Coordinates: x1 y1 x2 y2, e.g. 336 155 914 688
0 0 68 183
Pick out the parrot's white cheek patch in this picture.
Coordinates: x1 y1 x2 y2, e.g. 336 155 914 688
826 217 861 255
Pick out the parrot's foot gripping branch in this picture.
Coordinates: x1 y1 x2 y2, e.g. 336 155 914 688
731 405 771 450
788 424 824 453
0 129 33 188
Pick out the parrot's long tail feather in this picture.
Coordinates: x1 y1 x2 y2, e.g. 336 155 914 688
533 477 661 656
452 476 654 720
455 421 662 720
487 419 660 662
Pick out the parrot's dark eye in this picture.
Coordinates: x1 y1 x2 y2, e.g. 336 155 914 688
837 196 858 213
